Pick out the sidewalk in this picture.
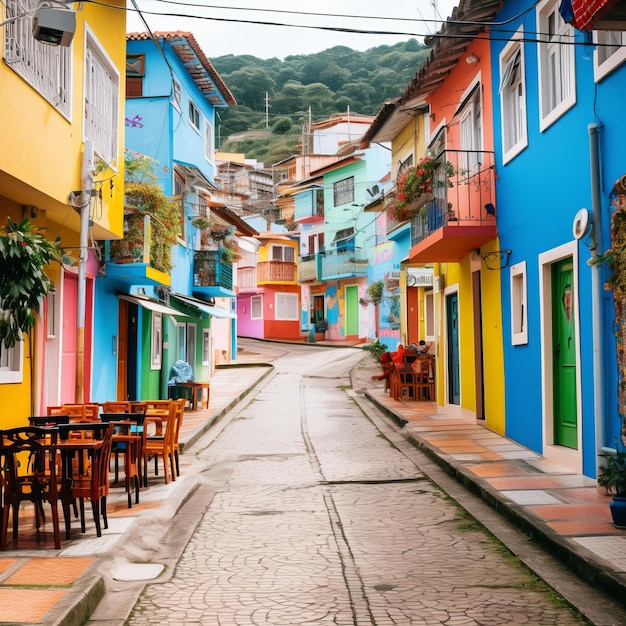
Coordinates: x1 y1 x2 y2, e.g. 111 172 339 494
2 341 626 624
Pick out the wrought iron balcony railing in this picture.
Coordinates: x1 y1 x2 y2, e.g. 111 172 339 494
193 250 233 290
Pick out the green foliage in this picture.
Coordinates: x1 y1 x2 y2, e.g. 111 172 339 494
362 339 389 363
598 447 626 496
366 280 385 305
214 39 429 164
110 151 180 273
0 218 61 348
271 117 293 134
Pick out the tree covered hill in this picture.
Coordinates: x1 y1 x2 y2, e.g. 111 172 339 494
213 39 429 166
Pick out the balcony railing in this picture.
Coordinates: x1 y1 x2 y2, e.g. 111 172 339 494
237 266 257 290
297 253 323 282
411 149 496 247
257 261 297 283
193 250 233 290
321 248 368 278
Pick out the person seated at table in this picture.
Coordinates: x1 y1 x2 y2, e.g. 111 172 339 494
417 340 432 354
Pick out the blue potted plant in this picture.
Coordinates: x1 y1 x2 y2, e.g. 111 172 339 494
597 429 626 529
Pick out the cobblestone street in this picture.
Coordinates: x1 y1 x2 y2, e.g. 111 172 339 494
125 345 587 625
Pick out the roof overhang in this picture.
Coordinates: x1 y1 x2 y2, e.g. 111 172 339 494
119 294 187 317
171 293 233 318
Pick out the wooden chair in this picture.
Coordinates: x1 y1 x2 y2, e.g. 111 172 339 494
0 427 62 549
102 401 131 413
29 415 70 427
415 357 435 401
142 400 182 485
57 422 113 538
171 398 186 477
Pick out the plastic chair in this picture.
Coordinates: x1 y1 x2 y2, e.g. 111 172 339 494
0 427 62 549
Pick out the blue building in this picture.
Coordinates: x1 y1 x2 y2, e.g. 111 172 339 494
92 31 251 403
491 0 626 477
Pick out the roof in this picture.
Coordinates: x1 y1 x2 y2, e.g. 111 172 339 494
363 0 501 143
210 204 259 236
127 31 236 107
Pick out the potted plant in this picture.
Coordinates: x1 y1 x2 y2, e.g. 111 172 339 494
0 218 61 348
597 429 626 528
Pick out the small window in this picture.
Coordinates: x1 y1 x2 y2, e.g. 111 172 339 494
499 35 527 163
594 30 626 81
275 293 298 320
510 261 528 345
201 328 211 366
174 170 186 241
204 119 214 162
172 79 181 109
126 54 145 97
333 177 355 207
189 101 200 131
250 295 263 320
271 245 295 262
459 86 482 173
0 339 24 384
176 322 186 362
186 323 197 370
151 312 162 370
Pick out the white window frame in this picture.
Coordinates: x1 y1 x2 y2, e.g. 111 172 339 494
270 244 295 263
0 338 24 384
172 79 181 110
84 27 120 169
537 0 576 131
201 328 211 366
458 80 483 173
3 0 72 119
510 261 528 345
275 293 298 321
186 322 197 369
189 100 201 132
151 312 162 370
250 295 263 320
176 322 186 362
594 30 626 82
204 118 214 163
499 32 528 164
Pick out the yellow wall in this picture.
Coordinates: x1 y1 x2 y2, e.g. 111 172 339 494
258 239 298 262
390 116 426 177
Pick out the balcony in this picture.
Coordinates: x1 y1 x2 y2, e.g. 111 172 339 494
105 215 170 286
193 250 234 297
237 266 257 291
321 248 368 279
257 261 297 284
298 253 323 283
409 150 497 263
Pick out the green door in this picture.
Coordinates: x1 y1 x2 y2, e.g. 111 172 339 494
446 292 461 405
345 285 359 336
552 259 578 449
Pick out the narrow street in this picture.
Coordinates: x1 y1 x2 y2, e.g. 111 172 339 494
123 344 587 625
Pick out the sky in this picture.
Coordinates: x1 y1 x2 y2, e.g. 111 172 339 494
126 1 460 60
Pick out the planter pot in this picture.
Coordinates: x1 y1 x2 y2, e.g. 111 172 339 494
610 495 626 529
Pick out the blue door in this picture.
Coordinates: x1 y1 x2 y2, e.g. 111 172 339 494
446 292 460 405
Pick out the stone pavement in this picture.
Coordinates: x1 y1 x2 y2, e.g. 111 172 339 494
1 337 626 625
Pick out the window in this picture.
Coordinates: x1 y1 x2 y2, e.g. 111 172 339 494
0 337 23 384
204 119 214 162
333 177 355 206
186 323 197 369
594 30 626 81
3 0 72 118
151 312 162 370
537 1 575 130
201 328 211 366
499 36 527 163
85 31 120 168
275 293 298 320
174 170 186 241
126 54 144 97
271 245 295 263
250 295 263 320
189 101 200 131
459 85 482 172
176 322 186 362
172 79 181 109
510 261 528 345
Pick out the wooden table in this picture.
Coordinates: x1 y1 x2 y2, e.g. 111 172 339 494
175 381 210 411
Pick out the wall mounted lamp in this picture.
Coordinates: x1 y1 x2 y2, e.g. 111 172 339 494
466 53 480 65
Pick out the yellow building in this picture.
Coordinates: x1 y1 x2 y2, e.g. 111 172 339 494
0 1 126 424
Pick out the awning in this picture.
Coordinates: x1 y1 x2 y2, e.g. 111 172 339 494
119 294 188 317
171 293 233 318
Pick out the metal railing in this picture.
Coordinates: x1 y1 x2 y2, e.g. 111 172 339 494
321 248 368 278
193 250 233 290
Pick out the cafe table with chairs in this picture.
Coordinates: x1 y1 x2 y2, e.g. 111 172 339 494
0 399 187 549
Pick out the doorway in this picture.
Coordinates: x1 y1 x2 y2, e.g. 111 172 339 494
446 292 460 405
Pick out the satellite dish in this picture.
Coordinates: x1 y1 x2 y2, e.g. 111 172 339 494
366 184 380 198
573 208 591 240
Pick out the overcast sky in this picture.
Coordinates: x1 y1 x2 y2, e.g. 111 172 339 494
126 1 460 59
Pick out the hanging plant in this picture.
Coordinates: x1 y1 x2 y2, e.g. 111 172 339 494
211 225 236 241
0 218 61 348
388 157 455 222
191 216 212 231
